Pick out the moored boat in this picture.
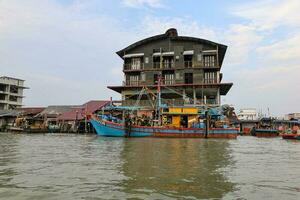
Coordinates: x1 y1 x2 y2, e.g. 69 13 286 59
281 133 300 140
250 118 279 137
90 104 239 138
281 122 300 140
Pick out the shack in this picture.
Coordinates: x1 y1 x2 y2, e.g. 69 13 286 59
58 100 110 133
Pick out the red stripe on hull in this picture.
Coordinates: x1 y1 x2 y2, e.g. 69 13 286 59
153 132 237 138
255 132 279 137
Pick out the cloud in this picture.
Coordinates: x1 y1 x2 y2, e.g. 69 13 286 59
0 0 137 106
256 32 300 63
139 16 218 41
232 0 300 30
223 24 263 66
122 0 165 8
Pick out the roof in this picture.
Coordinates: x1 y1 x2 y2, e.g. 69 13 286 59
0 76 25 81
116 28 228 67
58 100 110 121
0 110 22 117
108 83 233 95
36 105 79 118
17 107 45 115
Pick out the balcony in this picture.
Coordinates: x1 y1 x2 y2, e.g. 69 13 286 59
123 80 141 86
123 63 144 71
122 99 184 107
203 78 219 84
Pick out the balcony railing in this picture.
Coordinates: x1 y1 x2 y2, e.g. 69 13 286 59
123 63 144 71
153 62 174 69
163 79 175 85
123 80 141 86
203 78 219 84
122 99 184 107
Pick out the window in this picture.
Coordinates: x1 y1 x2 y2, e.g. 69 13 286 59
164 73 174 85
203 55 216 67
184 55 193 68
127 75 139 86
184 73 193 84
131 57 141 70
204 72 217 83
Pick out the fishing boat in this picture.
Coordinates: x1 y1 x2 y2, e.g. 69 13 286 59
281 121 300 140
90 76 239 138
90 107 238 138
250 118 279 137
281 133 300 140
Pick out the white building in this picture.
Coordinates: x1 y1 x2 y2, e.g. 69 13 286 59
237 108 257 120
0 76 28 110
285 113 300 120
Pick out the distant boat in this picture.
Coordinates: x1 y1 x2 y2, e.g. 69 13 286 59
281 133 300 140
250 118 279 137
281 122 300 140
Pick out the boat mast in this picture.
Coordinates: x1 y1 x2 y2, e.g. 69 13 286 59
157 48 163 126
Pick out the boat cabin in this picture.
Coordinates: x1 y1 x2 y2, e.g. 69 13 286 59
161 107 199 128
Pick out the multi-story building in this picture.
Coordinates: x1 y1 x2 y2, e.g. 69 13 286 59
0 76 28 110
237 108 257 120
108 28 233 107
285 113 300 120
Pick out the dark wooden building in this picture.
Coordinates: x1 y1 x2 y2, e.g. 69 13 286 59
108 28 233 107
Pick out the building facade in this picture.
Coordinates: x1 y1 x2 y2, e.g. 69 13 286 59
237 108 257 120
285 113 300 120
0 76 28 110
108 28 233 107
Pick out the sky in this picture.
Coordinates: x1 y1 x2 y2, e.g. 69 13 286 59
0 0 299 116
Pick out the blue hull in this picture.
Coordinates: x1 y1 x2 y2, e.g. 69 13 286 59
90 118 238 138
90 118 152 137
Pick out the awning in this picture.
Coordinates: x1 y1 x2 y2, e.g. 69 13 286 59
152 52 174 56
183 50 194 55
123 53 144 58
202 50 217 53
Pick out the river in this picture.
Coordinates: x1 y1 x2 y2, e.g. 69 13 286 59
0 132 299 199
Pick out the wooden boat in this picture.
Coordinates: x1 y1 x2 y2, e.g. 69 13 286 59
251 128 279 137
90 115 238 138
281 133 300 140
90 76 239 138
250 118 279 137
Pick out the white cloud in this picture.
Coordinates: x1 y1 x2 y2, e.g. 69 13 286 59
232 0 300 30
223 24 263 66
140 16 218 41
0 0 137 106
122 0 165 8
256 33 300 62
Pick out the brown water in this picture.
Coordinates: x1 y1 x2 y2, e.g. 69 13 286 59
0 132 299 200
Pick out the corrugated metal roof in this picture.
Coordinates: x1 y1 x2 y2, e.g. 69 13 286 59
0 110 21 117
36 105 79 118
17 107 45 115
58 100 110 121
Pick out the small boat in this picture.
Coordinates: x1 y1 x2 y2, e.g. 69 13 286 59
281 123 300 140
250 118 279 137
281 133 300 140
